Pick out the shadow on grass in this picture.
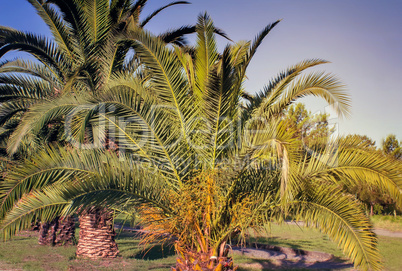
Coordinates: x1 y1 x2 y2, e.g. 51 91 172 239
233 248 353 271
236 257 353 270
130 244 176 260
251 236 318 251
115 229 176 260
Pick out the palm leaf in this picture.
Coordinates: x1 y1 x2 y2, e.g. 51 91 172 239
292 185 382 271
27 0 79 59
140 1 190 28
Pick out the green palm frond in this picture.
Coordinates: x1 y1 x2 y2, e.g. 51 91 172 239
194 13 219 100
69 87 190 183
45 0 83 38
0 147 100 220
243 118 300 199
1 194 70 241
6 94 86 155
299 138 402 208
110 0 132 24
140 1 190 28
124 0 147 25
27 0 79 59
82 0 111 45
202 46 237 168
292 185 382 271
0 59 62 84
0 26 70 79
125 30 194 144
246 20 281 67
0 74 53 102
159 25 230 47
0 100 33 126
264 71 350 119
244 59 328 121
0 147 171 240
0 119 20 142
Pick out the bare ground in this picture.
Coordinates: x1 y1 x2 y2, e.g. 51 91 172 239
233 243 354 270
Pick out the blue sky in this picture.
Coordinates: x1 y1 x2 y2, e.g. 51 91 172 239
0 0 401 146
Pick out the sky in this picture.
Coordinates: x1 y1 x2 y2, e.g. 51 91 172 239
0 0 401 146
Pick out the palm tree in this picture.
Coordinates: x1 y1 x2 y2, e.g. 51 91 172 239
0 0 195 136
0 0 202 251
1 13 401 270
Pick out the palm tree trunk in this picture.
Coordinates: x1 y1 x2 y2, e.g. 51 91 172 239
38 216 76 246
76 208 119 259
173 242 235 271
30 218 41 231
38 218 57 245
55 216 76 245
173 251 236 271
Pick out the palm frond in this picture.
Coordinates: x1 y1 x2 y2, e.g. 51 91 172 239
245 59 330 121
0 58 62 85
264 71 350 119
125 29 194 148
0 74 53 102
27 0 79 59
1 148 171 239
82 0 111 44
292 186 382 271
6 94 85 155
140 1 190 28
194 13 219 99
202 46 236 168
299 137 402 208
0 26 70 79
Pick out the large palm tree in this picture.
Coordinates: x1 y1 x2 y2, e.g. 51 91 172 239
0 0 201 251
1 13 401 270
0 0 197 140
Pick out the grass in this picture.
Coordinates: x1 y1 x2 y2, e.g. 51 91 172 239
0 230 176 271
247 223 344 258
247 223 402 271
371 215 402 232
0 223 401 270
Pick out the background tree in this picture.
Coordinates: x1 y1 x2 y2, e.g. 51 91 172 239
283 102 335 151
344 134 377 150
382 134 402 160
343 134 400 216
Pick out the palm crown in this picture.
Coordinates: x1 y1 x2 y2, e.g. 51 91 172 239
1 10 401 271
0 0 201 153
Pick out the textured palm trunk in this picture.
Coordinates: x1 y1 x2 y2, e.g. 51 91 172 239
55 216 76 245
76 208 119 259
38 218 56 245
172 251 236 271
38 216 75 245
30 218 41 231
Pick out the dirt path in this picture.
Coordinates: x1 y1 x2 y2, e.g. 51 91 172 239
232 245 354 270
373 228 402 238
286 221 402 238
117 222 402 238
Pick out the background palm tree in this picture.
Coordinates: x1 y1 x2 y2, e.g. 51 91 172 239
1 13 401 270
0 0 203 253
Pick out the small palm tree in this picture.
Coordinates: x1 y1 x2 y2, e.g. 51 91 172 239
1 13 401 270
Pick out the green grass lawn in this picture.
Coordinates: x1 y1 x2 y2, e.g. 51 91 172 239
0 230 177 271
0 223 401 271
